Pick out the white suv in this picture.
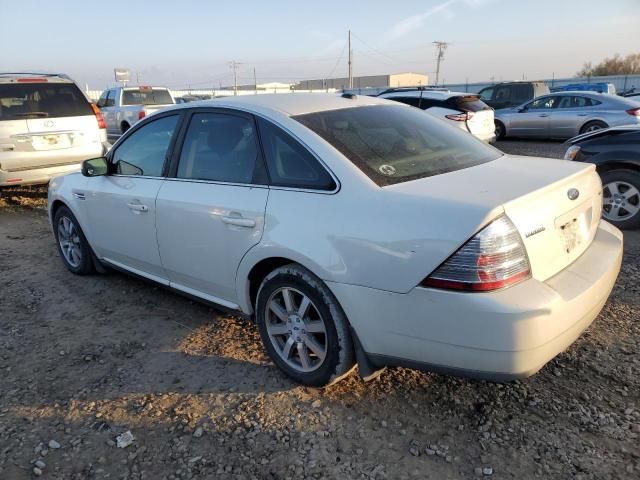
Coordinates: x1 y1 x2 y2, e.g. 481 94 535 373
0 73 108 187
378 88 496 143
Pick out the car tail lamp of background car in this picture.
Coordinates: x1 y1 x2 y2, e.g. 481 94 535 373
90 104 106 129
421 215 531 292
626 108 640 117
445 111 475 122
138 111 146 120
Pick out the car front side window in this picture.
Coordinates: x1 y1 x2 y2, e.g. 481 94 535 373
528 96 558 109
176 112 260 184
112 115 179 177
479 88 493 101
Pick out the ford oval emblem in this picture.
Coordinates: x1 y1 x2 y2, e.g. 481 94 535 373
567 188 580 201
44 120 54 128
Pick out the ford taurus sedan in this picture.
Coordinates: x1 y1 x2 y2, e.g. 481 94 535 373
494 91 640 140
48 93 623 387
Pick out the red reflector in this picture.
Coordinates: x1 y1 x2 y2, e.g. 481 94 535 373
7 178 23 183
17 78 47 83
626 108 640 116
138 111 146 120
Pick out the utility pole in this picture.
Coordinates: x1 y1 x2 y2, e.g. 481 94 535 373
433 41 448 86
136 71 141 85
348 30 353 89
253 67 257 94
228 61 241 96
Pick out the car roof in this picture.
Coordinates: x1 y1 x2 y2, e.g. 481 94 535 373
165 93 394 117
380 90 476 100
0 73 74 84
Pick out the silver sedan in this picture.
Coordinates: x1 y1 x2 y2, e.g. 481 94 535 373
494 91 640 139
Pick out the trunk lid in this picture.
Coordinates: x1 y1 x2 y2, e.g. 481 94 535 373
466 109 495 136
385 155 603 283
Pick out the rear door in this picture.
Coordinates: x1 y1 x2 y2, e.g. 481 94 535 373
156 109 269 306
100 89 120 139
548 95 596 138
509 95 558 137
0 81 101 171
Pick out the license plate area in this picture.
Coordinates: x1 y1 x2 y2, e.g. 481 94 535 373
555 204 593 255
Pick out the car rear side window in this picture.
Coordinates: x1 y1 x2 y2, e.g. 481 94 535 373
0 83 93 120
257 117 336 190
122 88 173 106
112 115 179 177
294 105 501 187
176 113 259 184
448 96 491 112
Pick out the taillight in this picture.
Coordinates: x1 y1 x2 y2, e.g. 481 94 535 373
17 78 47 83
138 111 146 120
90 103 106 129
445 111 474 121
626 108 640 117
421 215 531 292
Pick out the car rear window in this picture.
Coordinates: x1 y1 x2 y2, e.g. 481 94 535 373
122 89 173 106
0 82 92 120
448 95 491 112
294 105 501 186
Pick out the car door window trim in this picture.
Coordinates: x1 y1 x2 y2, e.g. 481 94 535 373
165 107 341 195
107 111 184 179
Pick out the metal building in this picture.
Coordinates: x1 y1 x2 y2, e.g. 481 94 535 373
294 72 428 91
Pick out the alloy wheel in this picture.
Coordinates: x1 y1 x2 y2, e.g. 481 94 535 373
57 216 83 268
264 287 328 373
602 181 640 222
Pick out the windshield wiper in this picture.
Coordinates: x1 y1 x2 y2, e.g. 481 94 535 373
11 112 50 118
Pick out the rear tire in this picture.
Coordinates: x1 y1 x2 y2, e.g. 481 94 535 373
121 122 130 134
494 120 506 140
600 169 640 230
53 206 95 274
255 264 355 387
580 120 607 134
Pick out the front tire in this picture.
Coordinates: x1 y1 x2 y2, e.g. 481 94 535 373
53 206 95 274
600 169 640 229
494 120 506 140
255 264 355 387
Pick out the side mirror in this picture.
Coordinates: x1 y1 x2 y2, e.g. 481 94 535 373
82 157 109 177
517 106 528 113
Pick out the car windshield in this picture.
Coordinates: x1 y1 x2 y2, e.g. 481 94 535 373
122 88 173 106
294 105 501 186
0 82 93 120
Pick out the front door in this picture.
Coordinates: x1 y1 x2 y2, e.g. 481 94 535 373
509 95 558 137
82 114 181 282
156 110 269 306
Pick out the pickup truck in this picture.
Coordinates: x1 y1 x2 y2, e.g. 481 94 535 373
96 86 175 141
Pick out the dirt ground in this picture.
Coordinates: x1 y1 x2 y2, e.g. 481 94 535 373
0 184 639 480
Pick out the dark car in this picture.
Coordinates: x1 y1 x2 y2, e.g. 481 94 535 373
478 81 550 110
564 126 640 229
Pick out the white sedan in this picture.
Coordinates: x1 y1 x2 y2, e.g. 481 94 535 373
48 93 623 387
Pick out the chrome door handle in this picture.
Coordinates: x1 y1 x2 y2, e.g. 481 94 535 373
538 114 549 117
222 216 256 228
127 203 148 212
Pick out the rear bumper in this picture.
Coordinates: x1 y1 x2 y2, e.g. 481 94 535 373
327 221 623 381
0 144 106 187
0 162 83 187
